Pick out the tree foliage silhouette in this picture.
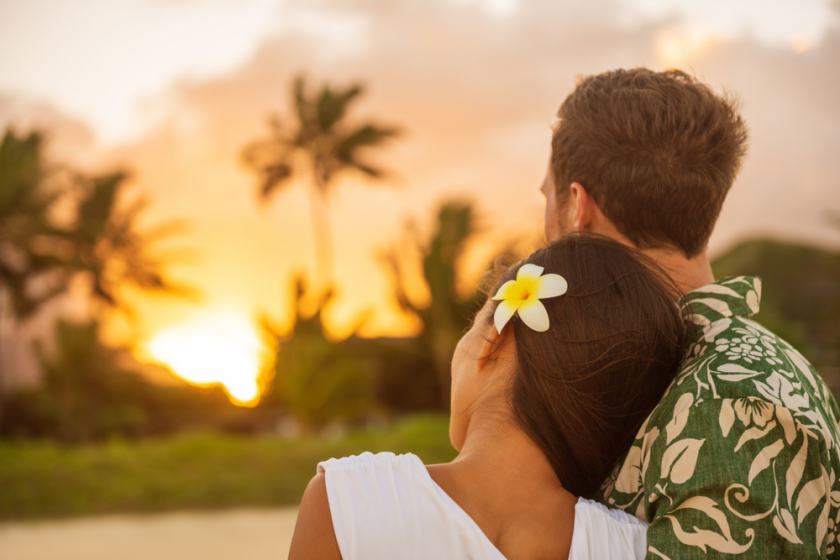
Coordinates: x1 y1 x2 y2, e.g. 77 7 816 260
64 172 193 314
382 200 485 408
0 131 68 320
0 128 190 428
243 75 399 285
258 278 377 431
0 129 188 320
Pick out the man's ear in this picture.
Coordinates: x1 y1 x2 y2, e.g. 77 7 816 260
570 182 595 232
477 323 515 373
569 183 635 246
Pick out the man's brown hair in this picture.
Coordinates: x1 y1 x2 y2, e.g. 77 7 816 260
551 68 748 258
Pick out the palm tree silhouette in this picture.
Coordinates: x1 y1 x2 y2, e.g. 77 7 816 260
243 75 399 287
382 200 483 408
0 131 68 320
0 130 191 427
65 172 193 314
0 131 69 424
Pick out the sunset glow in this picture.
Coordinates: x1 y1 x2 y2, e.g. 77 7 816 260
655 26 719 67
145 313 266 405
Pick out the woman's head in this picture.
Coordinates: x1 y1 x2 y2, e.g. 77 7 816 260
450 233 691 498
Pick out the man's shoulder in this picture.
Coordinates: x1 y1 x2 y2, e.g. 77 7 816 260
650 313 839 439
598 278 840 558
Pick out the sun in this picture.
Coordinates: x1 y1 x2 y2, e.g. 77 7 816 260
143 312 266 406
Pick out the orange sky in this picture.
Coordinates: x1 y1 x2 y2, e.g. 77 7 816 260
1 0 839 396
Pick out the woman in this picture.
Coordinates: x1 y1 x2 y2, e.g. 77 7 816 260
289 233 691 560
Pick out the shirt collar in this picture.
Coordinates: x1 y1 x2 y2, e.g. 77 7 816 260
679 276 762 326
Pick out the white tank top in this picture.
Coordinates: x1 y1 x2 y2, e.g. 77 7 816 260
317 451 647 560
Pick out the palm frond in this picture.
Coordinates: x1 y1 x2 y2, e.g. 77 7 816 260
260 163 294 200
335 124 399 161
0 130 46 215
77 173 126 229
317 83 363 133
349 162 385 179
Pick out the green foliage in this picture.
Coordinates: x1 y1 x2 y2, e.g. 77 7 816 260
34 320 151 441
259 280 379 431
382 200 487 408
0 414 455 520
711 239 840 368
0 130 188 319
65 173 191 309
0 126 192 435
0 130 69 319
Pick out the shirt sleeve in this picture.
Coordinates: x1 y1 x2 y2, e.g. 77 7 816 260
635 399 836 559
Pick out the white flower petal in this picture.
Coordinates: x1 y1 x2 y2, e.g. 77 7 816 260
494 299 519 333
534 274 567 299
518 299 550 332
516 263 544 282
492 279 519 301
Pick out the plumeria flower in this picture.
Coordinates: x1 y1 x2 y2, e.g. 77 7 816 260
492 263 568 333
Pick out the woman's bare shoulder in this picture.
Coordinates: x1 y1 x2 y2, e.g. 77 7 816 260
288 473 343 560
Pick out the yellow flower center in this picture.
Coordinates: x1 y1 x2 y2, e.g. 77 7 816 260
514 276 537 303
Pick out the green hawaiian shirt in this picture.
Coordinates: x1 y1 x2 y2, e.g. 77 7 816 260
598 277 840 559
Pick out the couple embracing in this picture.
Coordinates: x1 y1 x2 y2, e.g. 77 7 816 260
289 68 840 559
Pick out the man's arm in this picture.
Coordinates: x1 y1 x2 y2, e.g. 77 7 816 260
636 399 836 559
288 473 343 560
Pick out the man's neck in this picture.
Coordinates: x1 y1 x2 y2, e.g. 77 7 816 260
567 206 716 295
639 246 715 296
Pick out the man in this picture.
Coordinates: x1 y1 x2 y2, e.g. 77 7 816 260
543 68 840 558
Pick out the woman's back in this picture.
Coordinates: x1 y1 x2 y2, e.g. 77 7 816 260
315 451 647 560
319 452 507 559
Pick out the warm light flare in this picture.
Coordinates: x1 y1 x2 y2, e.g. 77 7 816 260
144 313 265 405
656 26 719 68
788 33 812 53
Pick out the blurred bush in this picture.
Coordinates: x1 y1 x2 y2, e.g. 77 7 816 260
711 238 840 393
0 413 455 520
258 282 380 432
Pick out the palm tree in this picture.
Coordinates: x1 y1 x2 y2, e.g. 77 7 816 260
382 200 484 408
243 75 399 286
0 129 191 429
0 131 69 320
64 172 193 314
0 132 186 320
0 130 70 423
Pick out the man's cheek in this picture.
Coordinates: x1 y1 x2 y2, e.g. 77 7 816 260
544 200 566 241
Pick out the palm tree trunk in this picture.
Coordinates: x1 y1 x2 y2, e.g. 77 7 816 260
309 177 334 291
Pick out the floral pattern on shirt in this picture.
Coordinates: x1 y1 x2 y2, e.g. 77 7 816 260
598 277 840 559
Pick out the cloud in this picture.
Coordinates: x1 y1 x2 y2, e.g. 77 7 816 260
0 94 101 169
614 0 839 48
0 0 283 143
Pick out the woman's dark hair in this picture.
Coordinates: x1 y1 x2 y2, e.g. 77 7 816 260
488 233 692 498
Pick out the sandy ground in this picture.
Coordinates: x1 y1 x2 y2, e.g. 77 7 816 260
0 507 299 560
